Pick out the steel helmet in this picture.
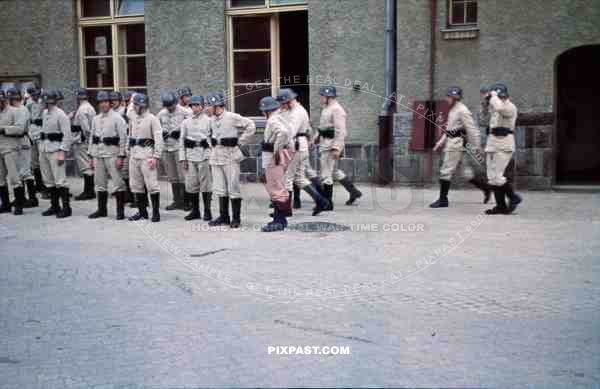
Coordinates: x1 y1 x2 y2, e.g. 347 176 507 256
492 83 509 98
205 91 225 107
42 89 58 104
122 91 132 101
109 91 122 102
276 88 297 103
133 93 148 107
160 90 178 107
27 86 40 97
76 88 88 99
6 87 21 100
178 87 192 98
446 86 463 99
319 85 336 97
258 96 280 113
55 89 64 101
96 91 110 102
188 95 205 106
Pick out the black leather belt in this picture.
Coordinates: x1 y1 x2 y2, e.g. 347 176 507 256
40 132 63 142
128 138 155 147
219 137 238 147
184 138 210 149
33 119 43 126
93 136 119 146
295 133 308 138
71 125 82 133
262 142 274 152
447 127 466 138
163 130 180 140
491 127 513 137
320 127 335 139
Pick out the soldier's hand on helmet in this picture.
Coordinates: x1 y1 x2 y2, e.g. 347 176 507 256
57 150 65 165
116 157 124 170
332 149 341 160
148 158 157 170
180 160 188 172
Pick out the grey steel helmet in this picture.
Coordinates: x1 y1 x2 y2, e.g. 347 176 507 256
178 87 192 98
76 88 88 99
492 83 509 98
188 95 205 107
205 91 225 107
133 93 148 107
122 91 132 101
319 85 336 97
96 91 110 103
42 89 58 104
258 96 280 113
480 85 491 94
27 86 40 97
160 90 177 107
446 86 463 99
55 89 64 101
6 87 21 100
109 91 122 102
276 88 297 103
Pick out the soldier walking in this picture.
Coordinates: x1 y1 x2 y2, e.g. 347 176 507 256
316 86 361 209
484 83 522 214
38 90 73 218
179 95 213 221
0 90 27 215
88 91 128 220
71 88 96 201
430 86 490 208
158 90 186 211
128 93 163 222
205 91 256 228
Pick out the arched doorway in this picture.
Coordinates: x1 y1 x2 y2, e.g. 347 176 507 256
555 45 600 184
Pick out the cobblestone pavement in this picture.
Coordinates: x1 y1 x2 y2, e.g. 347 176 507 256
1 179 599 388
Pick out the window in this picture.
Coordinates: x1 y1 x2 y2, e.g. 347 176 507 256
448 0 477 26
78 0 146 100
228 0 306 8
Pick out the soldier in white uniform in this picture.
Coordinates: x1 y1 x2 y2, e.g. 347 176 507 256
179 95 213 221
128 93 164 222
276 88 330 216
71 88 96 201
0 90 27 215
26 86 47 198
158 90 186 211
205 91 256 228
484 83 522 214
316 86 362 210
7 87 36 208
88 91 128 220
110 91 126 116
38 90 73 218
430 86 490 208
177 87 194 118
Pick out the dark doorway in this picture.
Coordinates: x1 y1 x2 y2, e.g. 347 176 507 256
556 45 600 184
279 11 309 113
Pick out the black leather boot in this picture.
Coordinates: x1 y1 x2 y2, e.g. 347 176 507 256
42 187 60 216
150 192 160 222
293 184 301 209
486 186 509 215
209 196 230 226
129 193 149 221
75 174 95 200
183 190 192 212
166 183 185 210
13 186 25 215
202 192 213 221
89 191 108 219
310 177 324 197
34 168 46 193
115 191 125 220
469 177 491 204
303 184 331 216
430 179 450 208
322 184 334 211
24 179 38 207
262 207 287 232
504 183 522 213
56 187 72 218
339 177 362 205
0 186 11 213
230 198 242 228
184 192 201 221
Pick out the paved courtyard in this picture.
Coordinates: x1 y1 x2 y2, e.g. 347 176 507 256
1 178 599 388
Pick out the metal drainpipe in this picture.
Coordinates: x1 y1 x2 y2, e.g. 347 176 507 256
377 0 397 185
423 0 437 184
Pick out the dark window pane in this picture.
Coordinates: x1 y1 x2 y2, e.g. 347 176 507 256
451 1 465 24
466 2 477 24
234 52 270 84
234 85 270 116
83 26 112 56
121 57 147 87
85 59 114 88
230 0 265 7
233 16 270 49
117 0 144 15
118 24 145 55
81 0 111 17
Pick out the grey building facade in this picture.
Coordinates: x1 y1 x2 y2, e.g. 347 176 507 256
1 0 599 188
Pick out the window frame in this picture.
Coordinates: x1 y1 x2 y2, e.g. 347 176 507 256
77 0 146 94
447 0 477 27
225 2 307 117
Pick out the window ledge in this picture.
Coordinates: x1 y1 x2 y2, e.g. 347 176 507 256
441 27 479 40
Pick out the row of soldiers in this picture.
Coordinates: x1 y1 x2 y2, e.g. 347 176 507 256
0 84 363 231
430 83 522 215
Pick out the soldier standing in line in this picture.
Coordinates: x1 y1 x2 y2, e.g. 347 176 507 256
259 96 294 232
7 87 37 208
484 83 522 214
87 91 128 220
0 90 27 215
429 86 490 208
276 88 329 216
315 86 361 210
127 93 164 222
205 91 256 228
179 95 213 221
158 90 187 211
110 91 125 116
177 87 193 118
70 88 97 201
26 86 48 199
38 90 73 218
